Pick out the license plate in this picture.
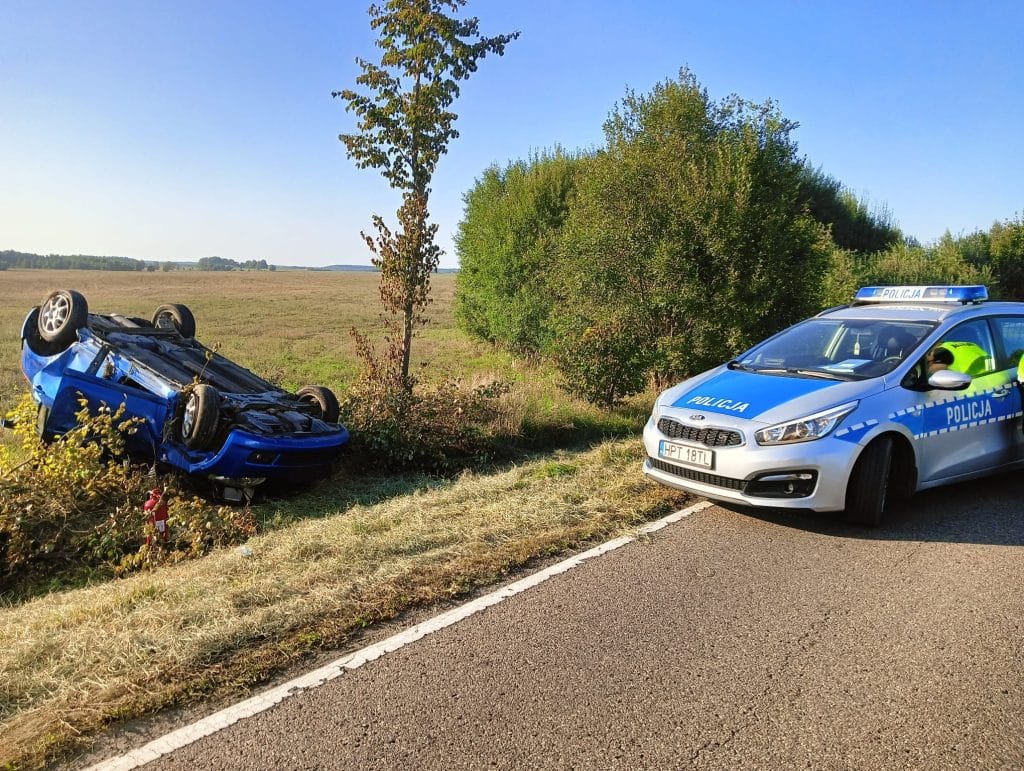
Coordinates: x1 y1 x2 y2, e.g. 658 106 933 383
659 440 714 469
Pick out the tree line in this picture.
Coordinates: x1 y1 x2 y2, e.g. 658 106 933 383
454 69 1024 406
194 256 274 271
0 250 276 272
0 250 147 271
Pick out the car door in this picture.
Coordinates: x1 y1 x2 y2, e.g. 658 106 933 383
913 318 1019 482
988 314 1024 458
48 369 169 455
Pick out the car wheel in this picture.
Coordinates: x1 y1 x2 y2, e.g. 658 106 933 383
36 404 50 439
844 435 893 527
37 289 88 347
153 304 197 338
297 385 340 423
180 384 220 450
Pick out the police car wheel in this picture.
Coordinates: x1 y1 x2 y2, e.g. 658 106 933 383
844 435 893 527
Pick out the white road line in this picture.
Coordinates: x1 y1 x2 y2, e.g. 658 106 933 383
87 499 714 771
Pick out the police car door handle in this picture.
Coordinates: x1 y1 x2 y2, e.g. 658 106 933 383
992 388 1010 399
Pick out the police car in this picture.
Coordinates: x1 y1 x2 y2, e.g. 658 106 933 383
643 285 1024 525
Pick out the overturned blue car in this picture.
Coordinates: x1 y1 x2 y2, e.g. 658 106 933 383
21 289 349 499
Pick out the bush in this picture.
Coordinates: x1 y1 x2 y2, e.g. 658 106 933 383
551 70 832 404
798 165 902 254
338 375 514 473
0 394 255 595
455 150 581 355
990 215 1024 299
555 319 650 408
858 239 992 288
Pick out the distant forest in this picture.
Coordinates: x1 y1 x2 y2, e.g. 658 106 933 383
0 250 275 272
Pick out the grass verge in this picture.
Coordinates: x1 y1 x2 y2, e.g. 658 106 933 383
0 440 689 769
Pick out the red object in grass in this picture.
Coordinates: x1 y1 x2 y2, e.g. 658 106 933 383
144 489 169 544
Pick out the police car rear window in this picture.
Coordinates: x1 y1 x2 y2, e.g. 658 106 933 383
734 319 936 380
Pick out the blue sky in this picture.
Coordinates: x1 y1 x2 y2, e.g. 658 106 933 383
1 1 1021 269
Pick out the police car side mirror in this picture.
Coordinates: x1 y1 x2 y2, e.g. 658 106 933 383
927 369 972 390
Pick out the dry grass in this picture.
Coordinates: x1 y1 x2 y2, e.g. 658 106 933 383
0 441 689 768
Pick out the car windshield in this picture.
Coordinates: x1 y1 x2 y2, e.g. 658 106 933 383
730 318 936 380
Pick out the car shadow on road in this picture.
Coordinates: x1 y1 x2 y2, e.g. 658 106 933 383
717 469 1024 547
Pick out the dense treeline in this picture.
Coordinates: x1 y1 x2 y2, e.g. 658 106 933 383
455 69 1024 406
0 251 276 272
195 256 273 271
0 250 147 271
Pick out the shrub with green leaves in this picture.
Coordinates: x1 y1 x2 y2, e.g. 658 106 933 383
338 375 513 473
455 150 582 355
0 394 256 595
552 69 832 404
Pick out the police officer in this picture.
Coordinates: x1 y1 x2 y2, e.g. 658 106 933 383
927 346 954 375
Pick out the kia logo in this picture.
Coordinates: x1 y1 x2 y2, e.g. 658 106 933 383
689 414 705 421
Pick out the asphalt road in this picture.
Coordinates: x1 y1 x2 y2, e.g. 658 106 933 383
109 472 1024 770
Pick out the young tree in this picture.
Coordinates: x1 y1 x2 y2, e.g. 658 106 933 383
334 0 518 390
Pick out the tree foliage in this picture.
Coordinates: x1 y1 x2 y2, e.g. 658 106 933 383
552 71 831 404
455 150 581 354
989 214 1024 299
797 166 902 254
0 250 146 271
335 0 518 389
195 256 271 271
452 67 1021 408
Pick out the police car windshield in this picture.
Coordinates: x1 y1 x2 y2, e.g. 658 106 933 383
732 318 936 380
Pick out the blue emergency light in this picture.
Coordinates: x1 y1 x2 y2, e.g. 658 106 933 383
854 285 988 304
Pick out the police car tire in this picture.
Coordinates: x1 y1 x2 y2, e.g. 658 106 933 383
153 303 197 338
297 385 340 423
181 384 220 450
844 435 893 527
37 289 88 347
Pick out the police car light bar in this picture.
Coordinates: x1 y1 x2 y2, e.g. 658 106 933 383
854 285 988 304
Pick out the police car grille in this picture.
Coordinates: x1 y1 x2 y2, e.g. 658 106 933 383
657 418 742 447
648 458 746 491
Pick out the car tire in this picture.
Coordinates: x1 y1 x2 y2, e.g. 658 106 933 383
153 304 197 338
37 289 88 347
297 385 340 423
181 384 220 450
36 404 50 439
844 435 893 527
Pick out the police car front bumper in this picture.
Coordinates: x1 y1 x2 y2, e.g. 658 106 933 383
642 414 857 512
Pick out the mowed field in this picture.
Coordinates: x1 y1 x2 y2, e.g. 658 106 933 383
0 269 541 431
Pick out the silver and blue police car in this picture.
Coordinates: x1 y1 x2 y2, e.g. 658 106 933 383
643 285 1024 525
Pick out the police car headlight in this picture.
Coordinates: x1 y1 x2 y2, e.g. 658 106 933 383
754 402 858 446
